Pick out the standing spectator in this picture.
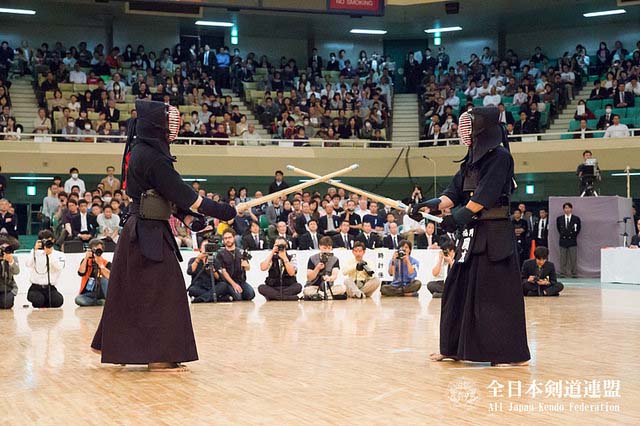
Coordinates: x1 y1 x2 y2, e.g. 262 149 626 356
64 167 86 194
0 41 15 80
556 202 581 278
533 208 549 248
99 166 121 193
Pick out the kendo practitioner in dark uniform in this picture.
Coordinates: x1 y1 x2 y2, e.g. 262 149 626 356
91 99 237 372
412 107 530 367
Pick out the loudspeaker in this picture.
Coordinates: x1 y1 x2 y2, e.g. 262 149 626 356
445 2 459 14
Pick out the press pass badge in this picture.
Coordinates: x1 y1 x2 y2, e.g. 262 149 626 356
457 228 474 263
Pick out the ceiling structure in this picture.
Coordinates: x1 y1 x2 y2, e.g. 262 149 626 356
3 0 639 41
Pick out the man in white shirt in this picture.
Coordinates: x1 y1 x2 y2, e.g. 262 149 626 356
355 199 370 220
603 115 631 138
63 167 86 194
69 63 87 84
444 89 460 109
25 230 65 308
476 80 491 98
242 124 262 146
341 241 381 299
483 86 501 106
625 77 640 96
97 205 121 243
401 212 426 244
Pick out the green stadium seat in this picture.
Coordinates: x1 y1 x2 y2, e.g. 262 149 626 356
586 99 602 111
568 120 581 131
561 133 574 140
501 96 513 105
473 98 483 107
611 108 627 118
540 111 548 128
587 119 598 129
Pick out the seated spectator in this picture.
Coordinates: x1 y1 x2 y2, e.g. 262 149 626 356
211 123 229 145
2 117 22 141
426 238 455 298
186 241 226 303
355 221 381 249
97 205 120 242
241 221 267 250
297 218 321 250
603 114 631 138
69 63 87 84
75 239 111 306
383 222 402 249
613 83 635 108
258 238 302 301
34 107 52 142
216 229 256 301
589 80 610 100
573 119 593 140
522 246 564 296
513 111 536 138
482 86 501 106
303 236 346 300
0 242 19 309
596 104 614 130
25 230 65 308
71 199 98 243
0 198 18 245
381 239 421 297
625 77 640 97
574 99 595 121
341 241 381 299
242 123 262 146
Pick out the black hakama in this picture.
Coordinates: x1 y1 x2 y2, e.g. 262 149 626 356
91 216 198 364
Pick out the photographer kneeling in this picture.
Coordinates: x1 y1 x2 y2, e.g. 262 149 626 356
75 239 111 306
304 236 346 300
427 238 456 299
522 246 564 297
342 241 380 299
187 239 229 303
25 230 65 308
0 244 19 309
381 239 421 297
216 229 256 301
258 238 302 301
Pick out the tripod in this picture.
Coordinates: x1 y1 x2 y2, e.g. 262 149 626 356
580 176 599 197
619 217 631 247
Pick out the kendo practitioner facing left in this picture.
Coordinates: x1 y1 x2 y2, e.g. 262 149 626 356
92 99 237 372
412 107 530 367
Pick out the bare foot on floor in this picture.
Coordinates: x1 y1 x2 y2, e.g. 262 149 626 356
430 353 459 362
147 362 189 372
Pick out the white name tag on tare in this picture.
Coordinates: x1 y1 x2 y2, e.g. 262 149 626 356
457 228 475 263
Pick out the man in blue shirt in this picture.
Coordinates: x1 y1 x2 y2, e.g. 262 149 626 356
216 47 231 88
381 239 421 297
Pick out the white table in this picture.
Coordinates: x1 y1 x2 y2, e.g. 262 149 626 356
600 247 640 284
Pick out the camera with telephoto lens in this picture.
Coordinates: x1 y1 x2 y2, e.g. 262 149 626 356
397 249 406 260
39 239 54 250
320 252 332 265
92 248 104 257
241 249 252 261
356 260 374 277
204 234 222 254
0 245 14 257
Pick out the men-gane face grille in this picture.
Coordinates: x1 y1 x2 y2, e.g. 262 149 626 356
167 105 181 142
458 111 473 146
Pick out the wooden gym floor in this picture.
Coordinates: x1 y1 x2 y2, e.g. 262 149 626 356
0 280 638 425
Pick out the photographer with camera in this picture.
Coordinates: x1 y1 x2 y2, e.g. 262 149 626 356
521 246 564 296
342 241 380 299
216 229 256 301
75 239 111 306
304 236 346 300
0 243 19 309
187 238 229 303
25 230 65 308
258 238 302 301
381 239 421 297
427 238 456 298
